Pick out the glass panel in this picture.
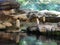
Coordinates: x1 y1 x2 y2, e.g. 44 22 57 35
16 0 60 11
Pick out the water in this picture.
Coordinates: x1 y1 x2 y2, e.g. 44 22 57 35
19 35 60 45
20 22 60 45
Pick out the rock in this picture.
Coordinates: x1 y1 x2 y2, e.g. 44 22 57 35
2 9 16 15
26 26 40 35
13 14 28 20
3 22 12 27
0 1 20 10
0 24 6 29
2 10 11 15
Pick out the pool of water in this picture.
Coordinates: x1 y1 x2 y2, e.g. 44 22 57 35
19 35 60 45
19 22 60 45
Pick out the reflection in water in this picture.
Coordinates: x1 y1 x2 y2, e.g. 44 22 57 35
19 35 59 45
20 22 60 45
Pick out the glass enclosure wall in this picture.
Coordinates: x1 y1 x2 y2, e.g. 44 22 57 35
16 0 60 11
0 0 16 2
